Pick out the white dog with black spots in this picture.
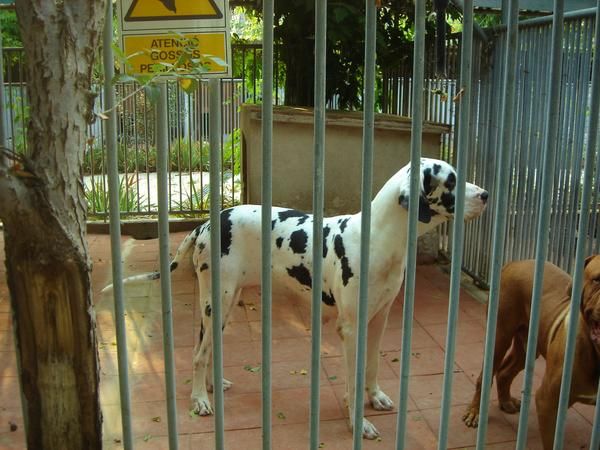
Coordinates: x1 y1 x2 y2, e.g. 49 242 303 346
103 157 488 439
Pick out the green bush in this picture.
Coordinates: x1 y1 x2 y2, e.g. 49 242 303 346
83 129 241 177
84 174 153 216
169 138 209 172
223 129 241 174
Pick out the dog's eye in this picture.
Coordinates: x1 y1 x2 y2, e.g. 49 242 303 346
444 173 457 191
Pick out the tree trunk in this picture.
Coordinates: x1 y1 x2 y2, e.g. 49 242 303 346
281 37 315 107
0 1 106 448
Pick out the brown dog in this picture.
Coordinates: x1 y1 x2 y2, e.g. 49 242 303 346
462 257 600 449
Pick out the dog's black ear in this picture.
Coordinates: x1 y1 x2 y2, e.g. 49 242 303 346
399 193 432 224
418 194 432 223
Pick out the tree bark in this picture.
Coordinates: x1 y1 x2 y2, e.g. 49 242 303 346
280 37 315 107
0 1 106 448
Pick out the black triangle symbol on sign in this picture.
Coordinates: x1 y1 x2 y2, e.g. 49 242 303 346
125 0 223 22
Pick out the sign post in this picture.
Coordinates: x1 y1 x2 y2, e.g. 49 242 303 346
117 0 231 77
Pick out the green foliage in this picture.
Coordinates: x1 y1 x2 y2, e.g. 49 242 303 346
237 1 438 108
231 7 262 41
223 129 241 175
82 130 241 176
171 180 206 217
84 174 151 216
474 13 503 28
12 93 29 153
170 138 210 172
0 11 22 47
172 175 240 218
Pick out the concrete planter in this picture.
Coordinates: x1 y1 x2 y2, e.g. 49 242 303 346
240 105 450 262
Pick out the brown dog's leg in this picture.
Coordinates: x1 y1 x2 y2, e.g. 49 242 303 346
535 344 565 450
496 330 526 413
535 377 561 450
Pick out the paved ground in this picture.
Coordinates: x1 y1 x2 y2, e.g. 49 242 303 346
0 232 596 449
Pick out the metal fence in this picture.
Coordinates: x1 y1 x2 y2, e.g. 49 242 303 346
380 9 600 288
463 8 600 286
4 16 599 283
1 43 289 219
4 2 600 449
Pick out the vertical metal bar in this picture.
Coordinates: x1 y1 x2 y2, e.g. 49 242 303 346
102 1 133 447
395 1 425 448
17 50 26 154
564 19 593 269
437 0 473 447
508 27 526 262
261 0 274 448
132 85 141 213
6 50 15 153
515 1 565 448
514 28 534 261
156 81 179 450
0 22 6 152
351 1 376 448
592 123 600 255
475 0 519 447
525 25 550 261
208 77 225 450
553 2 600 448
591 387 600 450
553 21 577 268
309 0 327 448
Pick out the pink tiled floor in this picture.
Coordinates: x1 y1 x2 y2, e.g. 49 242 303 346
0 232 596 449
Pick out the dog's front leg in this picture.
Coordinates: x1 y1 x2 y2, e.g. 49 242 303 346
337 316 380 440
535 354 564 450
365 303 394 411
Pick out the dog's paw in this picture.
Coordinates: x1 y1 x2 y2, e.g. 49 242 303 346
207 378 234 393
461 406 479 428
368 389 394 411
499 397 521 414
361 418 380 440
191 397 213 416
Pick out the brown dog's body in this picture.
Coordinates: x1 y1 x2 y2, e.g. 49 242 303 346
463 258 600 449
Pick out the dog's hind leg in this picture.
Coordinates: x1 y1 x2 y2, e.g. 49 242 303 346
190 284 237 416
496 330 526 414
191 294 214 416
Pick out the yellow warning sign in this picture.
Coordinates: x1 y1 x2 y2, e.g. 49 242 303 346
125 0 223 21
123 33 228 75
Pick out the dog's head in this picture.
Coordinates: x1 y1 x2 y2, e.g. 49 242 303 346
581 255 600 345
398 158 488 224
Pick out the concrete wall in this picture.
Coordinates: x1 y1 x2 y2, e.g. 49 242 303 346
240 105 451 262
241 105 449 214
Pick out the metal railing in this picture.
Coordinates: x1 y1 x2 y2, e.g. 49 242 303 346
4 3 600 449
462 8 600 285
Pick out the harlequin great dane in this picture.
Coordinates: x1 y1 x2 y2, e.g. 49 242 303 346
462 258 600 449
104 157 488 439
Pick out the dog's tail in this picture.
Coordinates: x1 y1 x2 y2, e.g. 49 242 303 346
100 226 202 293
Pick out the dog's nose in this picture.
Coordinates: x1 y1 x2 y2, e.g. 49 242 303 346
480 191 489 204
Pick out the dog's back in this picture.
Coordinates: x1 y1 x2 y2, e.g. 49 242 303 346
499 260 572 354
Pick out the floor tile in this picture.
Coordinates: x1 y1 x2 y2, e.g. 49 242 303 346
0 233 597 449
